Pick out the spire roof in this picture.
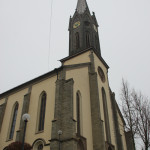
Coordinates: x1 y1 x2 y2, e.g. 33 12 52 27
76 0 88 14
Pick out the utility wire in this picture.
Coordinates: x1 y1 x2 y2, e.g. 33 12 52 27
48 0 53 70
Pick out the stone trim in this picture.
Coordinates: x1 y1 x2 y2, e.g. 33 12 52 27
16 87 31 141
50 77 78 150
64 62 91 69
88 52 106 150
110 91 124 150
105 141 115 150
125 131 134 150
102 87 111 143
0 98 8 132
32 138 47 147
77 135 87 150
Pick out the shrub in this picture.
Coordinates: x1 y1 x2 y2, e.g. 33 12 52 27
7 141 32 150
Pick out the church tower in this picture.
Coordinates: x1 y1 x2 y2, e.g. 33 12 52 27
50 0 127 150
0 0 131 150
69 0 101 56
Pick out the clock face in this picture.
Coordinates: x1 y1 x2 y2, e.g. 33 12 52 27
93 24 98 32
73 21 81 29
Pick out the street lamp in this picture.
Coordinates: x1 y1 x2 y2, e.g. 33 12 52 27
57 130 62 150
21 113 30 150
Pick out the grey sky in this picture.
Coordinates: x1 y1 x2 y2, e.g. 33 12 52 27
0 0 150 96
0 0 150 148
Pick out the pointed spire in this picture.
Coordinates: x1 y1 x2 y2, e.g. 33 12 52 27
76 0 89 14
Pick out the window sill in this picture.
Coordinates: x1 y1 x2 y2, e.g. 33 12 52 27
6 138 13 142
35 130 44 134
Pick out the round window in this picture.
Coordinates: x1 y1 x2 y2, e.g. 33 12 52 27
98 66 105 82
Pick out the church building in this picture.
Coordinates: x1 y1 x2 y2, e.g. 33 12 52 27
0 0 133 150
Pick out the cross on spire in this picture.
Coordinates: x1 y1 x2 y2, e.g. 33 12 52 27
76 0 89 14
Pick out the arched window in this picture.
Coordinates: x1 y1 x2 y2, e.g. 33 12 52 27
77 93 80 135
32 139 45 150
76 91 82 135
9 102 19 139
38 92 46 131
86 32 90 48
102 88 111 143
75 32 80 49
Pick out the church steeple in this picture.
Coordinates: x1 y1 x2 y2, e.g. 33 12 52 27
76 0 88 14
69 0 101 57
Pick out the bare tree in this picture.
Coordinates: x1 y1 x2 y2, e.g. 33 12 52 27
121 79 150 150
121 79 137 150
132 91 150 150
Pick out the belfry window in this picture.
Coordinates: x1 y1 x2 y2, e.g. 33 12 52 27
38 92 46 131
75 32 80 49
86 32 90 48
9 102 19 139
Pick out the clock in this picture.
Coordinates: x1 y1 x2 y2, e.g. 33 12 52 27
98 66 105 82
93 24 98 32
73 21 81 29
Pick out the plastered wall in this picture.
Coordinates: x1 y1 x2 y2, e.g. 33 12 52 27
25 76 56 145
63 51 91 66
0 88 28 149
0 75 57 150
63 50 127 150
66 66 93 150
0 50 127 150
93 53 116 145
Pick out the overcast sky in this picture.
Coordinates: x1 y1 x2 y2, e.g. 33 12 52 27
1 0 150 96
0 0 150 148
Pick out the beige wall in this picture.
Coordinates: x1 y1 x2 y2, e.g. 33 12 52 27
0 88 28 149
66 66 93 150
0 75 57 150
63 50 122 149
93 53 117 146
0 98 6 105
25 76 56 146
63 51 91 66
0 50 127 150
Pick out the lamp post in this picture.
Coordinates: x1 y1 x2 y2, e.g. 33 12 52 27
57 130 62 150
21 113 30 150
